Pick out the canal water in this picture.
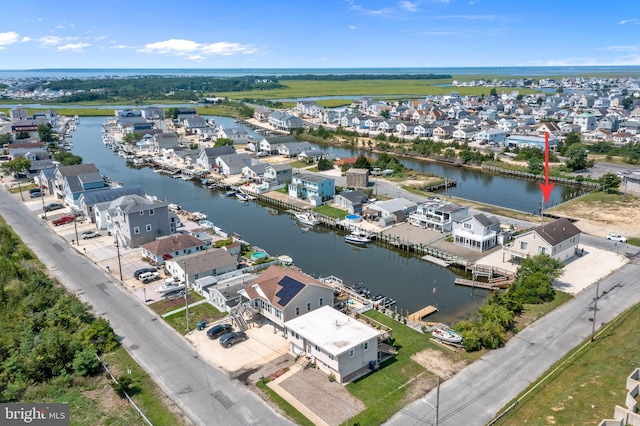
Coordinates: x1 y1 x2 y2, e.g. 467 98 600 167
69 117 572 324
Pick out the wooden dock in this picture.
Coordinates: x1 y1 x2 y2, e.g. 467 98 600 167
408 305 438 322
454 278 500 291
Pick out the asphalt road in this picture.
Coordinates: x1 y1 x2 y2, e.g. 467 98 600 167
0 189 291 426
385 255 640 425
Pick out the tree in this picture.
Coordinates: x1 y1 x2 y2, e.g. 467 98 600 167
54 151 83 166
122 132 142 144
0 133 13 144
489 88 498 97
15 131 30 140
621 97 634 110
353 155 372 170
556 87 564 93
37 124 54 142
166 107 180 120
599 172 621 193
564 143 592 171
380 110 391 119
215 137 233 147
1 157 31 180
527 157 543 174
317 157 333 171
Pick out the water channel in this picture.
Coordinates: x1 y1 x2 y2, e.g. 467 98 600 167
69 117 579 324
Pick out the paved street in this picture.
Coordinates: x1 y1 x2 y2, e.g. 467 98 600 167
385 257 640 425
0 188 292 426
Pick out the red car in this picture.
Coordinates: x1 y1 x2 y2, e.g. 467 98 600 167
52 215 75 226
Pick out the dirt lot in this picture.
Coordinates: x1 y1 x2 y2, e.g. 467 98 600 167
410 349 468 381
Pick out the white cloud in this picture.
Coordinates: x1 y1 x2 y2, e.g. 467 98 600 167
111 44 130 49
604 45 640 52
349 25 358 30
619 18 637 25
140 38 257 60
39 36 62 46
20 36 31 43
399 1 418 12
57 43 90 51
0 31 19 46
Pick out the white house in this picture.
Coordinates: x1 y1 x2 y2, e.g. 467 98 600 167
502 218 581 263
284 306 383 384
453 213 501 251
408 199 468 232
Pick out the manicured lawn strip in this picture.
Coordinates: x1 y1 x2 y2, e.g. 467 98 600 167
492 302 640 425
346 310 442 425
256 380 315 426
102 347 187 426
514 290 573 332
163 302 226 333
313 204 347 219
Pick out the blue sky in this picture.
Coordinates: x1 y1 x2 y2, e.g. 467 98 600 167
1 0 639 69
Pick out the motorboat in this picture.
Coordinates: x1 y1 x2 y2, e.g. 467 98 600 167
344 231 370 245
278 255 293 266
155 280 186 294
224 190 237 197
432 326 462 344
294 211 320 226
236 192 250 202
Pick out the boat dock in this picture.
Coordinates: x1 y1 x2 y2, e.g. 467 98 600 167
408 305 438 322
453 278 500 291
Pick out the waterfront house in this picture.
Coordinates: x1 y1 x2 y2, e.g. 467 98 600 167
218 127 250 144
408 199 468 232
277 141 313 157
367 198 417 225
115 109 142 118
452 127 479 142
502 218 581 263
165 249 238 286
196 145 236 171
284 305 383 384
288 173 335 204
240 265 334 330
433 125 455 141
334 190 368 214
259 135 297 155
78 185 145 223
207 273 257 313
264 163 293 186
504 134 558 151
140 234 210 266
268 111 305 131
254 106 273 122
215 153 252 176
53 163 109 209
453 213 501 251
141 107 164 120
106 195 174 248
151 132 180 153
241 163 268 182
181 115 208 131
297 150 325 163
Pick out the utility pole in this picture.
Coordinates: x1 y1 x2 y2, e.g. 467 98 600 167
73 217 80 245
436 375 440 426
115 236 123 281
591 280 600 342
184 261 190 331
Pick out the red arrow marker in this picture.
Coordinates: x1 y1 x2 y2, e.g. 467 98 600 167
538 132 555 205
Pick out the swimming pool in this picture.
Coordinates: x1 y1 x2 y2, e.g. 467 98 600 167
250 251 267 261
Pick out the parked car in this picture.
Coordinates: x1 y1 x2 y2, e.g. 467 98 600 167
134 267 157 279
206 324 232 340
29 190 43 198
43 202 64 212
81 230 100 239
139 272 160 284
219 331 247 348
606 233 627 243
52 215 75 226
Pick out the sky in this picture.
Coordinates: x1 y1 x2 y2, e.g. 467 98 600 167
1 0 639 70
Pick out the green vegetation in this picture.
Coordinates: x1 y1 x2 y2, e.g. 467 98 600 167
256 380 315 426
54 151 83 166
455 255 563 351
493 302 640 425
163 302 226 334
312 205 347 219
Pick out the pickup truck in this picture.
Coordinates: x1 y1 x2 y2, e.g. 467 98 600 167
52 215 75 226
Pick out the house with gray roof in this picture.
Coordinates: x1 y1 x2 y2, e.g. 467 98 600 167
334 190 368 214
268 111 305 131
106 195 174 248
503 218 581 263
264 163 293 185
140 233 210 266
207 273 257 313
164 249 238 286
53 163 109 208
180 115 208 130
453 213 501 251
150 132 180 152
277 141 313 157
408 199 467 232
215 153 252 176
218 127 250 144
367 198 418 225
78 185 145 223
196 145 236 171
242 162 268 182
259 135 297 154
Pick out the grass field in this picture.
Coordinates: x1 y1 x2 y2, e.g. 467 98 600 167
493 302 640 425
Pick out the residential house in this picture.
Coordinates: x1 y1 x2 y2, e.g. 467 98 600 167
218 127 250 144
474 128 507 145
141 107 164 120
150 132 180 153
140 234 210 266
165 249 238 285
504 135 558 151
284 306 383 384
259 135 297 155
253 106 273 122
573 112 597 132
277 141 313 157
452 127 479 142
108 195 174 248
53 163 109 209
334 190 368 214
264 163 293 185
207 273 257 313
195 145 236 171
502 218 581 263
78 185 145 223
453 213 501 251
408 199 468 232
215 153 252 176
240 265 334 330
433 125 455 141
241 163 268 182
366 198 417 225
268 111 305 131
288 173 335 204
181 115 208 131
597 115 620 132
413 125 433 138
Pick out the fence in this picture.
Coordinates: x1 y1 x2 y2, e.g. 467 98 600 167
482 165 599 188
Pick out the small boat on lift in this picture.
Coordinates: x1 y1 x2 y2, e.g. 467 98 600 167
432 326 462 344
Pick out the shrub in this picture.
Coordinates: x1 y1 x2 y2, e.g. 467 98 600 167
328 373 336 382
111 374 133 398
72 348 101 376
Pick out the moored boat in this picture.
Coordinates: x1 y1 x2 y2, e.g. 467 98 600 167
236 192 250 202
278 255 293 265
344 231 370 245
294 211 320 226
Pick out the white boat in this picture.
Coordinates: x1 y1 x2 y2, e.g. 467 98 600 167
191 211 207 220
345 231 370 245
155 281 186 294
432 326 462 344
294 211 320 226
236 192 250 202
278 255 293 266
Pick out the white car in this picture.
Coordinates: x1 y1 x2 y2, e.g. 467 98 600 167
606 233 627 243
81 230 100 239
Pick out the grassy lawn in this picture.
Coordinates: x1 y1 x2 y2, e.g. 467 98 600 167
313 204 347 219
513 290 573 333
493 302 640 426
163 302 227 334
346 310 452 425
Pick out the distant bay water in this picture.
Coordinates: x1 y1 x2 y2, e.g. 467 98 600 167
2 66 640 79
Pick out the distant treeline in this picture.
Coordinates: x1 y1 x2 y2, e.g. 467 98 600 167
276 73 451 81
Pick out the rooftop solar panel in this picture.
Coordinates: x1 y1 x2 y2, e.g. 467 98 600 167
275 276 304 306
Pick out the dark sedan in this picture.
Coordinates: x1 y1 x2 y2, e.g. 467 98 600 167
206 324 232 340
219 331 247 348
